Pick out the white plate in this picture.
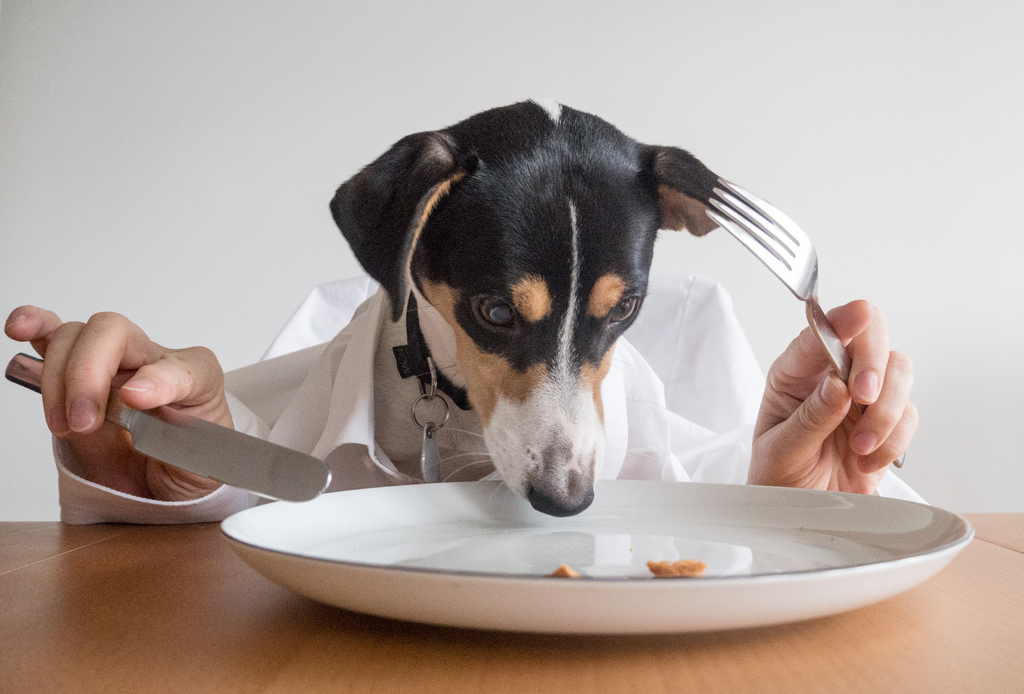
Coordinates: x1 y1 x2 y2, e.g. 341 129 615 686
221 481 972 634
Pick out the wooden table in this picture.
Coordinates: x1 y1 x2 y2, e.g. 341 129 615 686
1 514 1022 693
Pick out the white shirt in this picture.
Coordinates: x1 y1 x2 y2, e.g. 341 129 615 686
55 269 923 524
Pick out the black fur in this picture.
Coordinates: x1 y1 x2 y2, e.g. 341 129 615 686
329 101 720 338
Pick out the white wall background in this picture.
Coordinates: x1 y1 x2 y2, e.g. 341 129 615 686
2 1 1021 520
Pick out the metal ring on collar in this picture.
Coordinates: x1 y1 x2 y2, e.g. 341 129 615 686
411 392 450 430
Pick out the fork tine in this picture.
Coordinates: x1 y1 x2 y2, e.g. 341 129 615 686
708 179 860 389
711 186 799 260
708 196 796 271
717 180 810 249
706 208 795 274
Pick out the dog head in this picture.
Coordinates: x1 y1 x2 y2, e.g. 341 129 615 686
331 101 718 516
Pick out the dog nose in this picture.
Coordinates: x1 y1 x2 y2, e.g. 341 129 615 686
527 470 595 516
527 477 594 516
526 441 596 517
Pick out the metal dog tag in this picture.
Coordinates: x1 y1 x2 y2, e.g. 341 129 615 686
420 422 442 483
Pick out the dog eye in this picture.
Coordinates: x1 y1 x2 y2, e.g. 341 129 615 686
608 296 640 323
477 297 516 327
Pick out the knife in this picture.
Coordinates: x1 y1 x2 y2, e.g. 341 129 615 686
5 352 331 502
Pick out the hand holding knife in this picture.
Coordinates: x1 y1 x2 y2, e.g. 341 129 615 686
6 353 331 502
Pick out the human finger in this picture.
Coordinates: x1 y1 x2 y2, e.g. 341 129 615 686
55 312 161 435
119 346 232 428
5 305 65 357
849 351 915 458
36 320 86 436
750 374 853 486
773 300 875 395
830 301 890 406
858 400 919 474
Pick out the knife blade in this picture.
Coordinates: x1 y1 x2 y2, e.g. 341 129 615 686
5 352 331 502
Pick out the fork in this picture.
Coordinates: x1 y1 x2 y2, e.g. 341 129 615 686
705 179 904 468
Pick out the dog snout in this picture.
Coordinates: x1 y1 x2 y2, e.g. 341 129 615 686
525 439 596 517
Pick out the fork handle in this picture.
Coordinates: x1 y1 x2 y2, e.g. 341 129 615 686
806 301 852 382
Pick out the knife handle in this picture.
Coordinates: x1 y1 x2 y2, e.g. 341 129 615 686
5 352 44 394
6 352 130 428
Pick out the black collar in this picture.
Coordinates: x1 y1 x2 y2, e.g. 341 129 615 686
392 292 472 411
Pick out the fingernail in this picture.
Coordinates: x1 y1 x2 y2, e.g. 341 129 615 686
855 371 880 402
820 376 845 408
121 377 155 393
851 430 878 456
48 403 71 436
68 397 97 433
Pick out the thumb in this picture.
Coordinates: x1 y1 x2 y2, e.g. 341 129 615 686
770 375 853 461
117 348 231 426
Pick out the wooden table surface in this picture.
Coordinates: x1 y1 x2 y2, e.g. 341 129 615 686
1 514 1022 694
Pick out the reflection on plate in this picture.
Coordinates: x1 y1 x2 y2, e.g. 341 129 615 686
221 481 972 634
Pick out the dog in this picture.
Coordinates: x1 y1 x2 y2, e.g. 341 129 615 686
329 100 720 517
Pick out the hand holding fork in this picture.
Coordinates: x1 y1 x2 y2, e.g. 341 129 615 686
706 181 915 490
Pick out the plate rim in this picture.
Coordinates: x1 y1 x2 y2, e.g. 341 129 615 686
220 481 973 633
221 480 973 583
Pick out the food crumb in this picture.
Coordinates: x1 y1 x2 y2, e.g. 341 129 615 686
549 563 581 578
647 559 707 578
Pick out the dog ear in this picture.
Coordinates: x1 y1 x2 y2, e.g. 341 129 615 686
643 145 720 237
330 131 467 321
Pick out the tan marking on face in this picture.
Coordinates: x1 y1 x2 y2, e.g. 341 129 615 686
403 172 466 283
580 343 616 423
421 280 546 425
588 274 627 319
512 275 552 323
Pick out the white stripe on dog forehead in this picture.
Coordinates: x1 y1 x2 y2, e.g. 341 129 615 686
555 201 580 382
531 98 562 123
